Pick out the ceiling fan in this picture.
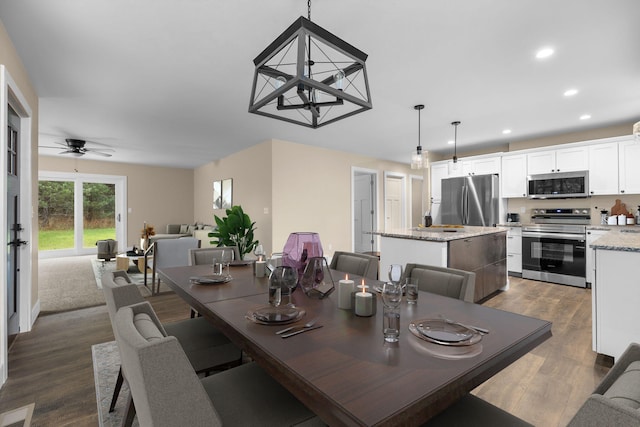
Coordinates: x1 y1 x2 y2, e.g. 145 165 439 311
39 138 114 157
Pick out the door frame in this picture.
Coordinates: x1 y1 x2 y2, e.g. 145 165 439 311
38 171 127 259
1 65 34 386
383 171 407 231
351 167 378 253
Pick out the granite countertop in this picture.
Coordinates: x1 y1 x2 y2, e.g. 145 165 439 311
591 228 640 252
371 226 507 242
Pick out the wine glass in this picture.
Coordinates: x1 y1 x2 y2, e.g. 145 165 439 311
221 249 234 278
388 264 403 285
269 266 298 307
254 244 265 261
382 281 402 308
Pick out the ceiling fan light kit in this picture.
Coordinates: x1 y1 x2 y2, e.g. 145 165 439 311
248 0 372 129
411 104 429 170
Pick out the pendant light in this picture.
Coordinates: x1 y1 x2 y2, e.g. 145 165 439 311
634 121 640 142
248 0 372 129
451 121 461 168
411 104 428 170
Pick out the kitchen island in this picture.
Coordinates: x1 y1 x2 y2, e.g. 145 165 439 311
590 228 640 360
374 226 508 302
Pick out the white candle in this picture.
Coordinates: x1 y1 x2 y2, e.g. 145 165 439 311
255 260 266 278
355 291 373 316
338 276 355 309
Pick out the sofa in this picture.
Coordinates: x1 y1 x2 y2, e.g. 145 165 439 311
568 342 640 426
150 223 216 247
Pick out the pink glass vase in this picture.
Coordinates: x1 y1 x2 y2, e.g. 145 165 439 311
282 232 323 285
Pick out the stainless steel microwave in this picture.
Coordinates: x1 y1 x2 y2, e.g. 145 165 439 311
527 170 590 199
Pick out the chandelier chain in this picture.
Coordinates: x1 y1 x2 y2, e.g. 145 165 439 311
308 0 311 21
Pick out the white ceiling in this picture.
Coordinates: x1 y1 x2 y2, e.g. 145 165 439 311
1 0 639 169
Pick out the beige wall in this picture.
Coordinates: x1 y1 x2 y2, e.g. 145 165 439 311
0 21 39 307
192 139 418 258
193 141 273 255
39 156 194 247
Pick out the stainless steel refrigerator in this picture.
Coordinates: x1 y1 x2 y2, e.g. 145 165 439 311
441 174 500 226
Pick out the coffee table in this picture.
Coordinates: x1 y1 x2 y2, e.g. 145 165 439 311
115 253 151 273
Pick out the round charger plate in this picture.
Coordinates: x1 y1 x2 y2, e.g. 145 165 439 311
189 274 231 285
246 306 305 325
409 319 482 347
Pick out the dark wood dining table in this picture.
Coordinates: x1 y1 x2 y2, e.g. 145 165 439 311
158 264 552 427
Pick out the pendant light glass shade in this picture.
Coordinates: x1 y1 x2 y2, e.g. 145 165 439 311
634 121 640 142
410 105 429 170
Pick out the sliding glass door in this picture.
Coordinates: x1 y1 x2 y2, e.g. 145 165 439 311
38 172 126 258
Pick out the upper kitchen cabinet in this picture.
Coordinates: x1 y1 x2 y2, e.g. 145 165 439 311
527 146 589 175
588 142 619 195
461 155 502 176
430 161 449 203
618 139 640 194
501 153 528 198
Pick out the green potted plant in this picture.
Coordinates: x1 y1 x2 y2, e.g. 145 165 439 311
208 205 258 260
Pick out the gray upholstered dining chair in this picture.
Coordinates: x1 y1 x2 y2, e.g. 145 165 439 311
329 251 379 280
149 236 200 294
188 246 240 266
400 263 476 303
102 270 241 419
113 302 324 426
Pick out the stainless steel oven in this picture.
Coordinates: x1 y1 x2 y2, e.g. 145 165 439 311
521 208 589 288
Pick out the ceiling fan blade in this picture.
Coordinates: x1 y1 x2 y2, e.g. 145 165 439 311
39 145 65 149
84 147 115 152
84 150 112 157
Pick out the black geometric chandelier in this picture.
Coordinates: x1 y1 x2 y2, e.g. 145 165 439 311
248 0 372 129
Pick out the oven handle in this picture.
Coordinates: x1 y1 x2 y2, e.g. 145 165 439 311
522 231 585 241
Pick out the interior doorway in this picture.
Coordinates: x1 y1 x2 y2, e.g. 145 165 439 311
352 168 378 253
384 172 406 231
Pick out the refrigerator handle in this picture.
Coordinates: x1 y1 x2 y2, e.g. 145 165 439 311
462 184 468 224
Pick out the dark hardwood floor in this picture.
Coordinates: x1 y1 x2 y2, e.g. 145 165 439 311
0 278 611 426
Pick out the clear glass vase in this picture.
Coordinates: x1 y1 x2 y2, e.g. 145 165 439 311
299 257 335 299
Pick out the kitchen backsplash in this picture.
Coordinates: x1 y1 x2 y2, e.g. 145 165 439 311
507 194 640 225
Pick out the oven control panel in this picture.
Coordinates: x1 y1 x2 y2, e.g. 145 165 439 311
531 208 591 216
531 208 591 224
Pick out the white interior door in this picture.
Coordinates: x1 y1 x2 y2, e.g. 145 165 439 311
353 169 377 253
384 173 405 231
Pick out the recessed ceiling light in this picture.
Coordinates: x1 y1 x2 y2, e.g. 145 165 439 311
502 129 512 135
580 114 591 120
564 88 579 97
535 47 554 59
447 140 454 145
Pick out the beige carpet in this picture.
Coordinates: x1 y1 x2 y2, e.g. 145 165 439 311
39 255 172 313
38 255 107 313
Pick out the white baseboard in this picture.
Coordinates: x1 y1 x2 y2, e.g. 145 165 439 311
30 299 40 330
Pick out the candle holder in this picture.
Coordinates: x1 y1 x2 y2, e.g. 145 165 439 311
282 232 323 285
337 277 355 309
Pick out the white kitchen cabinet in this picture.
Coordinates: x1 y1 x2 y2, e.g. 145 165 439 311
586 229 608 286
593 248 640 360
461 156 502 176
430 161 449 203
527 146 589 175
501 154 528 198
618 139 640 195
588 143 619 195
506 227 522 275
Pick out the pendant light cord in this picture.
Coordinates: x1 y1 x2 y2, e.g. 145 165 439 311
307 0 313 101
418 108 421 149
